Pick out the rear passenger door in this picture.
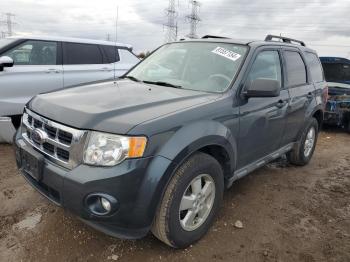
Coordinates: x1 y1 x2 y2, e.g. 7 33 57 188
280 48 316 144
62 42 113 87
237 48 290 168
305 52 327 106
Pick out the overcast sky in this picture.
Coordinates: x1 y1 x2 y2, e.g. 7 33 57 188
1 0 350 57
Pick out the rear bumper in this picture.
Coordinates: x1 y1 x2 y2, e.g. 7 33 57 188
14 133 175 239
0 117 16 143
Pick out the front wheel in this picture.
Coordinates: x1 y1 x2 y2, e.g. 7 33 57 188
287 117 319 166
152 152 224 248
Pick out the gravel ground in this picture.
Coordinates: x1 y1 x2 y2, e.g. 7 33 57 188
0 130 349 262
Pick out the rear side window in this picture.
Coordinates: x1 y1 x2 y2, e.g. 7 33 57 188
3 40 57 65
118 49 139 64
102 45 120 63
64 43 103 65
246 50 282 89
284 51 307 87
305 52 324 83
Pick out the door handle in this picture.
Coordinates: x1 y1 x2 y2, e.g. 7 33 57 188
46 69 60 74
100 67 110 71
306 92 314 100
276 100 287 108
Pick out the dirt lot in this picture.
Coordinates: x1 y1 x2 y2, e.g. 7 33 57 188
0 130 349 262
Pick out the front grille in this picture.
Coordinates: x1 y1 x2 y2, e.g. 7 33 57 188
58 130 73 144
57 148 70 161
44 124 57 139
43 142 55 154
22 109 87 170
34 119 43 128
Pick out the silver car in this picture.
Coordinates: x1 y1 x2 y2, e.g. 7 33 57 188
0 35 139 143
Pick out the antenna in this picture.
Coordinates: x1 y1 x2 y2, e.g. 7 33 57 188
164 0 178 43
186 0 201 39
114 5 119 80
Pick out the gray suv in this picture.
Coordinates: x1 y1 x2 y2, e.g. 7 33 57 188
14 35 327 248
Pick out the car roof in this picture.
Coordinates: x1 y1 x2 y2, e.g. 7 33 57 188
7 35 132 49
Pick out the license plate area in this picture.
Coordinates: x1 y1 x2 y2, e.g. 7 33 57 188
21 146 44 181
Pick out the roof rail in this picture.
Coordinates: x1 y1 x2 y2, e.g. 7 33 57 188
265 35 306 46
201 35 230 39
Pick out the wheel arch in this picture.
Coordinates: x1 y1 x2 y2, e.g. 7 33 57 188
143 120 237 227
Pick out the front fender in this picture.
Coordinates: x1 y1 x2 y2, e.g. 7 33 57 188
156 120 237 170
135 120 237 227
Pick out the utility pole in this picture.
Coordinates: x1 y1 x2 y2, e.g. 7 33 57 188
186 0 201 39
106 33 111 41
0 13 16 36
164 0 178 43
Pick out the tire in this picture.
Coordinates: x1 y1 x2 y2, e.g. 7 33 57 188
287 117 319 166
152 152 224 248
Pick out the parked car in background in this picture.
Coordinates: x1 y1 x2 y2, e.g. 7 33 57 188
0 35 139 143
320 57 350 133
14 35 326 248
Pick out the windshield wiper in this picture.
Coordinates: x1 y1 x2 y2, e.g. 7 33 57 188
123 75 142 82
143 80 182 89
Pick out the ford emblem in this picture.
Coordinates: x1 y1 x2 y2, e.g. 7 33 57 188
31 128 47 144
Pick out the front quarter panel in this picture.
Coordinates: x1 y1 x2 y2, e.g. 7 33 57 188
136 120 237 228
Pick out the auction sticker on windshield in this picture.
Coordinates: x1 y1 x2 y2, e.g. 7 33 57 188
212 47 241 61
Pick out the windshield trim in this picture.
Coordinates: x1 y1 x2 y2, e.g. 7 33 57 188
126 41 250 94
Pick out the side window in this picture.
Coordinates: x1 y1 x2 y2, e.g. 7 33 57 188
284 51 307 87
3 40 57 65
118 49 139 64
64 43 103 65
305 52 324 83
102 45 120 63
246 50 282 89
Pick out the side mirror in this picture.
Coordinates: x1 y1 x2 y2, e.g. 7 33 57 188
245 78 280 97
0 56 14 70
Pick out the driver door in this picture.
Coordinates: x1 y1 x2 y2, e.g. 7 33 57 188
0 40 63 115
237 48 290 168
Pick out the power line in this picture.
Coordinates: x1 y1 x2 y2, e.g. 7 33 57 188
186 0 201 39
164 0 178 43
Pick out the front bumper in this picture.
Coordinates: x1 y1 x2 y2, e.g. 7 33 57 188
14 133 175 239
0 117 16 143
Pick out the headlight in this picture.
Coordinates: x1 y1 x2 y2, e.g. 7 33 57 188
83 131 147 166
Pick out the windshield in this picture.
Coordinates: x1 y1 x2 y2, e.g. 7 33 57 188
0 38 17 50
322 62 350 84
126 42 248 92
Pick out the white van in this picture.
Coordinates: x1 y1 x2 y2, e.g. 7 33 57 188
0 35 139 142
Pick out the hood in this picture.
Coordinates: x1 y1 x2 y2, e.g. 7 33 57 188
29 80 219 134
327 82 350 89
327 82 350 97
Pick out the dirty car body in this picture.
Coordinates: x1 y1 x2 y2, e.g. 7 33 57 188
14 35 326 248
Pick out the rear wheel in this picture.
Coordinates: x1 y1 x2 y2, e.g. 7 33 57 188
287 117 319 166
152 152 224 248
